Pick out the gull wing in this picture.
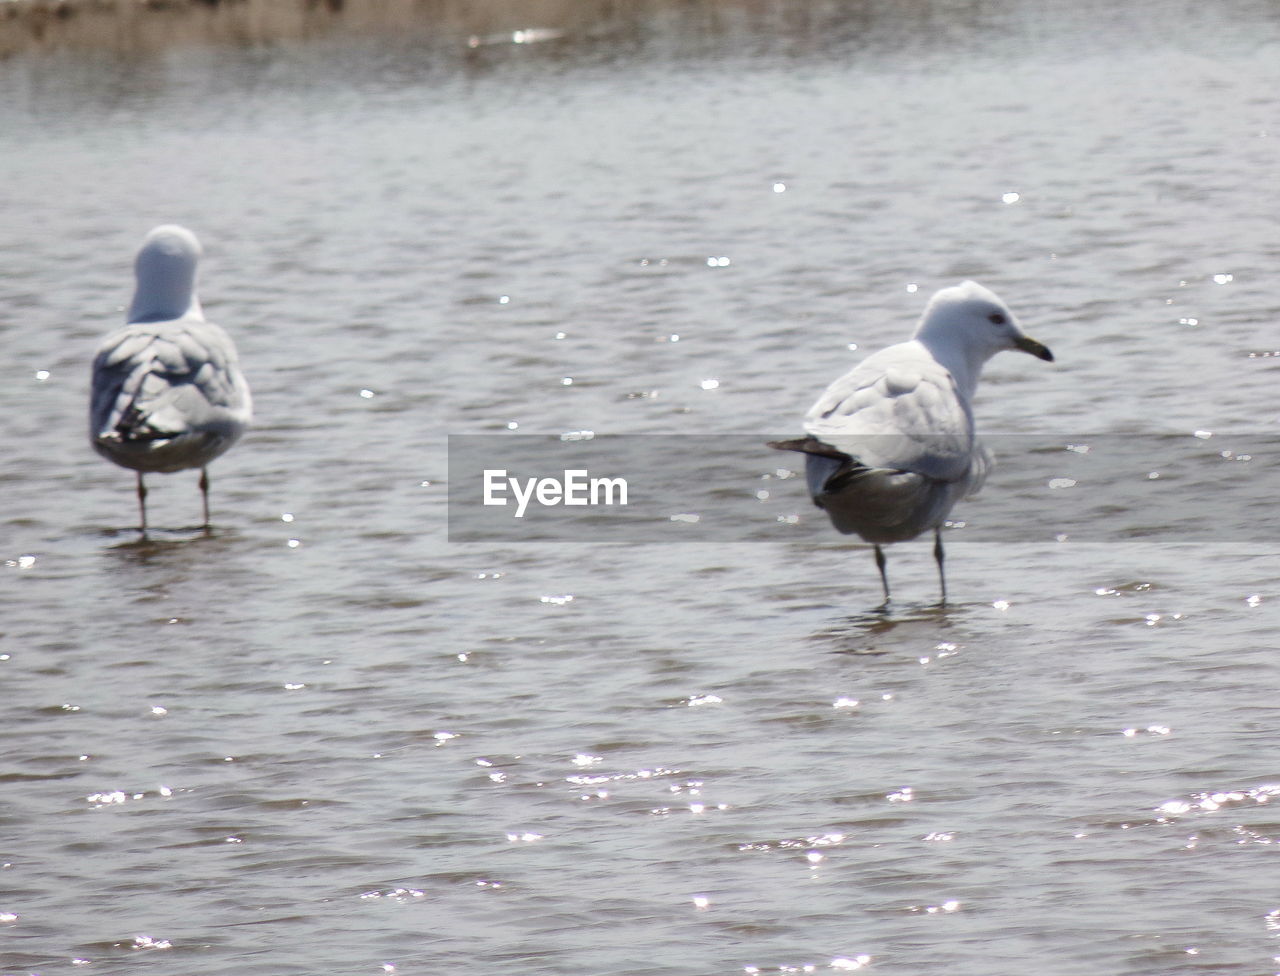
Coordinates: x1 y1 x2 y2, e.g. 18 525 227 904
90 315 251 471
802 339 975 482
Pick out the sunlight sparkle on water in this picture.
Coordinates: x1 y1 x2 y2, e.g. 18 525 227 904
1122 725 1171 737
1002 191 1021 203
686 694 723 707
738 832 844 853
360 888 424 902
909 899 961 914
130 935 173 951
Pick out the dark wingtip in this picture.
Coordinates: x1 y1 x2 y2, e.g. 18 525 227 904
766 436 851 461
767 438 811 453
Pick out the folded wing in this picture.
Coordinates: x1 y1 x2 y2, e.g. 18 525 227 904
90 316 251 474
771 340 990 543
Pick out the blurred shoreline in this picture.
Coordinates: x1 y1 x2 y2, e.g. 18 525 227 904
7 0 1270 61
0 0 609 58
0 0 836 58
2 0 455 56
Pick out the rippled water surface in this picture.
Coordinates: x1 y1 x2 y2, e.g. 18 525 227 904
3 1 1280 973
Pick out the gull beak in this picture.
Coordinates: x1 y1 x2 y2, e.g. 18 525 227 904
1014 335 1054 362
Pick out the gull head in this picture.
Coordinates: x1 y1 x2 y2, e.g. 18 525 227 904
128 224 204 324
915 280 1053 365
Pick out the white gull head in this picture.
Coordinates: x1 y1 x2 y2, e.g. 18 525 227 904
127 224 204 324
912 280 1053 401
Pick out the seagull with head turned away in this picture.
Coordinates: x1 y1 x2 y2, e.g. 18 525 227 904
769 281 1053 604
90 225 252 533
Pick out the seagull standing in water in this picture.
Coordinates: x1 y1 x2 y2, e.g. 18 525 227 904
90 225 252 533
770 281 1053 603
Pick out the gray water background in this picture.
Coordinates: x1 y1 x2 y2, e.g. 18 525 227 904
3 1 1280 973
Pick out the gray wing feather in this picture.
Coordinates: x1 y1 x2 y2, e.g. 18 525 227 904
90 314 251 473
802 341 975 482
771 339 990 543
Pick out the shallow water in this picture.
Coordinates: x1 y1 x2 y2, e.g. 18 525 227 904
4 1 1280 973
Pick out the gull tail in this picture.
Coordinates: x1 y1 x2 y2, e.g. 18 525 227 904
99 401 173 445
766 436 850 461
768 436 861 508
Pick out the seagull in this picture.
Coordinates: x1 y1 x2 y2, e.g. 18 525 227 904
90 225 252 533
769 281 1053 603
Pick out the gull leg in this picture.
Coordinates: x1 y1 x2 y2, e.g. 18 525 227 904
873 544 890 603
934 528 947 604
199 468 211 531
136 471 148 534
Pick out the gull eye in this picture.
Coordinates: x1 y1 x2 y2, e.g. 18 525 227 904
988 312 1006 325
